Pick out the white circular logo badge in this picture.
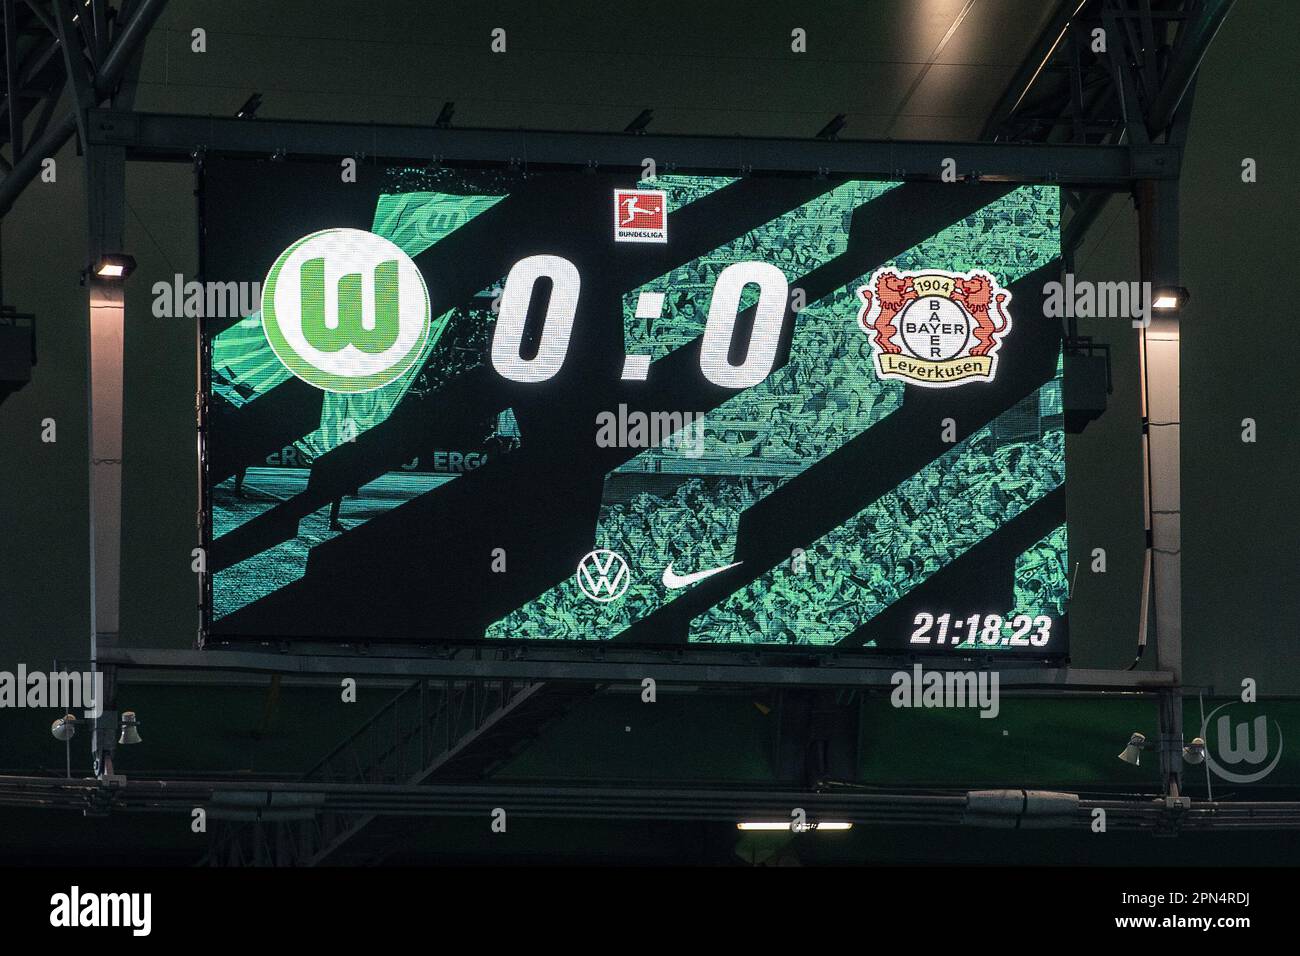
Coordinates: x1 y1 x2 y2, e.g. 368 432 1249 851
262 228 431 393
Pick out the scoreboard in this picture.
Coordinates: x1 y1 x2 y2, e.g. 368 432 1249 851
201 154 1067 657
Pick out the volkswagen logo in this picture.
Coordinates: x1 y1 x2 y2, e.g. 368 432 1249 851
576 549 631 603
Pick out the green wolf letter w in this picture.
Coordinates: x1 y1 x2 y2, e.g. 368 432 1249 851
299 258 400 353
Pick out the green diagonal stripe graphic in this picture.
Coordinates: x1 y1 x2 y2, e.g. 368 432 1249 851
486 183 1060 643
691 373 1064 645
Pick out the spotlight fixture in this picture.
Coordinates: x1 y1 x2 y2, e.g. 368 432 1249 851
118 710 142 746
1151 285 1190 312
435 101 455 129
624 108 654 134
51 714 76 778
50 713 77 742
235 92 263 119
1183 737 1206 765
736 821 852 831
1117 731 1146 765
91 253 136 280
816 113 847 140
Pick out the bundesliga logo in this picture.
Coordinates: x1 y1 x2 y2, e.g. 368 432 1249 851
613 188 667 243
856 268 1013 388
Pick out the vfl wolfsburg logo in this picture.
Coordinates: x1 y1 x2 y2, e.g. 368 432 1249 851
857 268 1012 388
1202 701 1284 784
262 228 431 393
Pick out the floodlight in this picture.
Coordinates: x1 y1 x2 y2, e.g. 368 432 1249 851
1118 731 1146 765
50 714 77 742
1151 286 1189 311
1183 737 1206 765
92 254 136 280
118 710 142 745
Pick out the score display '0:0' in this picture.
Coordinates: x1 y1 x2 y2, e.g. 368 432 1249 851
489 255 791 388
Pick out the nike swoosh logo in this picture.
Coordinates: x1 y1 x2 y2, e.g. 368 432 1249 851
662 561 743 589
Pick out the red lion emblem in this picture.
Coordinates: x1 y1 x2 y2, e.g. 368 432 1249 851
951 273 1010 356
857 271 917 354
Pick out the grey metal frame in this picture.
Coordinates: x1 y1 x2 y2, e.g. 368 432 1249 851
100 646 1177 690
88 104 1176 692
86 106 1179 184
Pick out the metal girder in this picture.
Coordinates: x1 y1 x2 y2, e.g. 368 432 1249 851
981 0 1088 141
85 150 125 778
984 0 1233 150
97 646 1177 692
196 676 605 865
51 0 92 145
984 1 1233 809
195 671 605 868
0 0 166 219
1102 1 1152 145
1147 0 1234 131
306 681 595 865
1138 174 1184 798
1061 190 1111 255
6 774 1300 835
84 108 1179 186
3 0 21 157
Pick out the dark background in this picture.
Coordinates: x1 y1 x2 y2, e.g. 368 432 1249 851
0 0 1295 863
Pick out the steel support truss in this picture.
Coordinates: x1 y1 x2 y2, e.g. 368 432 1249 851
1 0 167 787
91 652 1173 865
84 107 1180 186
0 0 166 217
200 677 601 865
983 0 1235 799
2 772 1297 857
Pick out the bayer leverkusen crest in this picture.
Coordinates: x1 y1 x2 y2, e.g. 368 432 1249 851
856 268 1013 388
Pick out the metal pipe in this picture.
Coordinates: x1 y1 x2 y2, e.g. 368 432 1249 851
1147 0 1235 133
93 0 166 92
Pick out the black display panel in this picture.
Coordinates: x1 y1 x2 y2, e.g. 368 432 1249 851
200 156 1068 657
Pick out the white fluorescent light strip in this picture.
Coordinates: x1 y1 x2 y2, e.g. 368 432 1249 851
736 821 853 831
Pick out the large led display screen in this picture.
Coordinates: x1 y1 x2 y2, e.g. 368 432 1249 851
201 156 1068 657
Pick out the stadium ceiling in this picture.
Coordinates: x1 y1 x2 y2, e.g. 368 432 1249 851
2 0 1232 216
